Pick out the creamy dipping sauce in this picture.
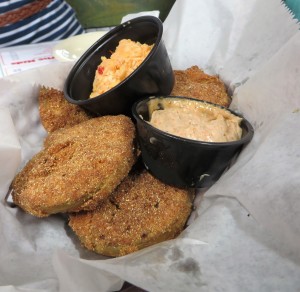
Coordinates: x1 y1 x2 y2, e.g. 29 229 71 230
148 98 242 142
90 39 153 98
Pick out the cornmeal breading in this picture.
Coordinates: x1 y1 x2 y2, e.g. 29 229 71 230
12 115 137 217
171 66 231 107
69 171 194 257
39 86 92 133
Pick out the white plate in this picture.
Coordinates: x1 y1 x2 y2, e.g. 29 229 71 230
52 31 108 62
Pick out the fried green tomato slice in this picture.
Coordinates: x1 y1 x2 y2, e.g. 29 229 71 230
12 115 137 217
171 66 231 108
69 171 194 257
38 86 93 133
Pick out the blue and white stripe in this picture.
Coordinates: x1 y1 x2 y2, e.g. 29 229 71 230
0 0 84 47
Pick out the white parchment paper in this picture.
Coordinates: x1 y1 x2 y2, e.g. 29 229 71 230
1 0 300 291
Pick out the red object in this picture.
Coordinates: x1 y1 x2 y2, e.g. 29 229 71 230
97 66 104 74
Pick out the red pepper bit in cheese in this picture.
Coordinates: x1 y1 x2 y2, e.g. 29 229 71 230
97 66 104 75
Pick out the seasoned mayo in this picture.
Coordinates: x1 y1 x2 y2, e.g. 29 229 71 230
148 98 242 142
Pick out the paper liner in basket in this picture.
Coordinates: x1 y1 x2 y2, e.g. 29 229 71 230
1 0 300 291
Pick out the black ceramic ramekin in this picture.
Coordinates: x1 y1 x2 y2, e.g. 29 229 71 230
64 16 174 116
132 96 254 188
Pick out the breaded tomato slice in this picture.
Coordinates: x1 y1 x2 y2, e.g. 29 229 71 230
39 86 93 133
69 171 193 257
12 115 137 217
171 66 231 107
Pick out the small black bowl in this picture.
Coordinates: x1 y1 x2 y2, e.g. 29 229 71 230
64 16 174 116
132 96 254 188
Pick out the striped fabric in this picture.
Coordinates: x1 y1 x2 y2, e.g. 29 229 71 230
0 0 84 48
